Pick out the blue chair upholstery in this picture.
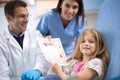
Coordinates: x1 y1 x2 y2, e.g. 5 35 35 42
110 77 120 80
96 0 120 80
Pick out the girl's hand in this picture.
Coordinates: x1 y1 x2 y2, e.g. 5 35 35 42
52 63 68 79
52 63 61 73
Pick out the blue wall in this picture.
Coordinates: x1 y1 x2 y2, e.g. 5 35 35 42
84 0 104 12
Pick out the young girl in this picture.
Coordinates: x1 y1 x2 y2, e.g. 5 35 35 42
52 28 110 80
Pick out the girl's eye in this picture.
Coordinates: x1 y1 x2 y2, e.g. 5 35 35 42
89 40 95 43
81 40 85 43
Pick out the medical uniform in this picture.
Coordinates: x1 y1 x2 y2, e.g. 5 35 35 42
0 26 50 80
37 10 87 57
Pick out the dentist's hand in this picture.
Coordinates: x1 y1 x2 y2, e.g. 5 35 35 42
21 69 42 80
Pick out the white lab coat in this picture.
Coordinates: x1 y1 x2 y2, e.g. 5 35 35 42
0 26 50 80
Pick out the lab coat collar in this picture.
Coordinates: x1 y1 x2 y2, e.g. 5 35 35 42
8 25 25 37
5 26 23 51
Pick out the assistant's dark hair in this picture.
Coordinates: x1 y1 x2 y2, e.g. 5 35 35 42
4 0 27 17
52 0 85 25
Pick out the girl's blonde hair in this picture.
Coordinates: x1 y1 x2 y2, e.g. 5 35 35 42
72 28 110 80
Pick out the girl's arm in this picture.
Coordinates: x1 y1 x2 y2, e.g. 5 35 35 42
78 68 97 80
52 63 97 80
63 68 97 80
78 58 103 80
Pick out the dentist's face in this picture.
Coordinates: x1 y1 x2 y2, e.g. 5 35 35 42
8 7 29 36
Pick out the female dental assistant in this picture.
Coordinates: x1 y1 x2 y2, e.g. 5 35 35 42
36 0 87 57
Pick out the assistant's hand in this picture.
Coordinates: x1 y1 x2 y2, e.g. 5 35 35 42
44 35 52 40
21 69 42 80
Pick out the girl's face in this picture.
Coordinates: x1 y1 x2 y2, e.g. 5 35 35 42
60 0 79 22
80 34 96 57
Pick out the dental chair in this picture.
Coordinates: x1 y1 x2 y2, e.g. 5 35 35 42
95 0 120 80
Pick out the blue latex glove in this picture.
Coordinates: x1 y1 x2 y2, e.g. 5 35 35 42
21 69 42 80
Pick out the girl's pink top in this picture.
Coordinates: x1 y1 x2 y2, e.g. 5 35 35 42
73 61 84 74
